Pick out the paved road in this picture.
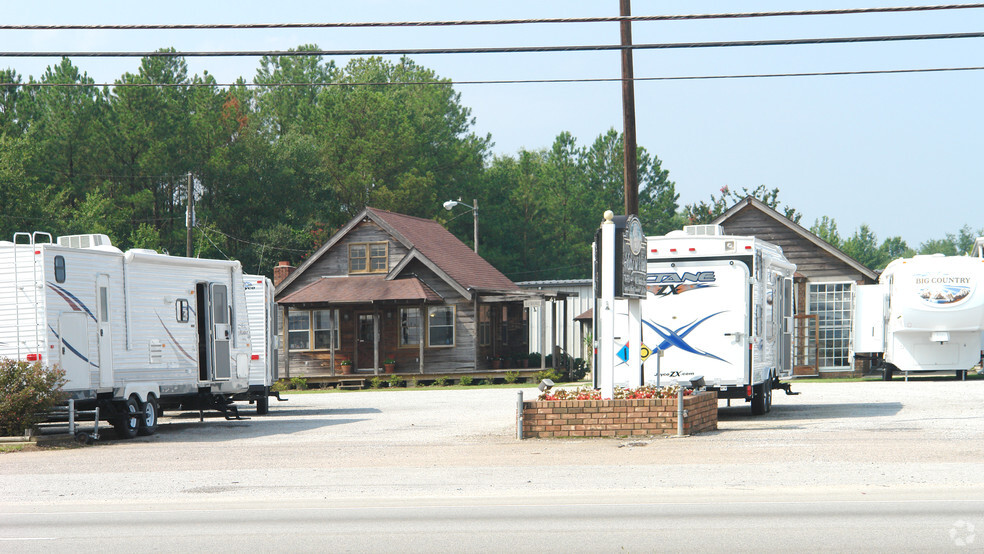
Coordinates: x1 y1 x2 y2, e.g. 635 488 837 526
2 380 984 551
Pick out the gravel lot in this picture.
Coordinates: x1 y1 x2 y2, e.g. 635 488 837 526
3 379 984 505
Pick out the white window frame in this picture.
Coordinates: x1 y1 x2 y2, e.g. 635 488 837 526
807 281 854 371
427 305 456 348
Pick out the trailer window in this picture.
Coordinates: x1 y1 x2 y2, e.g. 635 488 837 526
176 299 191 323
54 255 66 283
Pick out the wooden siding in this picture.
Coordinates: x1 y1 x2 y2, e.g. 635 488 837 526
720 207 876 283
280 221 411 297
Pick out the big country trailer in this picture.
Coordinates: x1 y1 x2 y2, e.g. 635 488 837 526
622 225 796 414
854 246 984 380
0 232 253 438
240 274 281 414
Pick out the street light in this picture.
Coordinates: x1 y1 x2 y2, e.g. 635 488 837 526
443 198 478 254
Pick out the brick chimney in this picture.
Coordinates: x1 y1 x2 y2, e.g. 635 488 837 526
273 261 296 286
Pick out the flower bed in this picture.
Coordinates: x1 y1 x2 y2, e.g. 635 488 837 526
521 388 717 439
539 385 693 401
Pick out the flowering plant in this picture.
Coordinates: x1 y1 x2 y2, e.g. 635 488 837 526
538 384 693 401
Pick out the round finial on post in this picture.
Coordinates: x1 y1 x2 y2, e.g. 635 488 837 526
603 210 615 224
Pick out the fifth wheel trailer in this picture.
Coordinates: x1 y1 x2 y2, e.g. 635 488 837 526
854 250 984 379
612 225 796 414
0 232 253 438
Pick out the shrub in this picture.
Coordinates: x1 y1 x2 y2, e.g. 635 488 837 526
533 369 561 383
388 374 405 388
433 377 450 387
409 378 419 388
271 379 290 393
0 359 66 436
504 371 520 384
527 352 542 367
571 358 589 381
369 376 384 389
459 375 474 386
473 378 486 386
290 377 308 390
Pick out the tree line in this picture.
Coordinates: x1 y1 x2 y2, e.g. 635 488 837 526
0 48 977 279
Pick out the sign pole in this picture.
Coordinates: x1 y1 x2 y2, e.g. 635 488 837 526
599 211 616 399
628 298 642 388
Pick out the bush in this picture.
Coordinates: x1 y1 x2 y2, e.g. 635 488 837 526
388 374 405 388
459 375 474 386
409 378 419 388
504 371 520 384
271 379 290 393
571 357 588 381
533 369 561 383
369 376 384 389
433 377 450 387
290 377 308 390
0 359 66 436
527 352 542 367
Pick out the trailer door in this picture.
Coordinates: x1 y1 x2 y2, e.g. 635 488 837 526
780 277 794 377
210 283 231 380
95 274 114 388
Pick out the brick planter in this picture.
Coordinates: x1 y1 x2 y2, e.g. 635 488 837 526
520 391 718 438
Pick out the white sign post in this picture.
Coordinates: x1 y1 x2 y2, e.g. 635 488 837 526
596 210 647 399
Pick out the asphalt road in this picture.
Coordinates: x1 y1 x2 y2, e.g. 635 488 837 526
2 380 984 552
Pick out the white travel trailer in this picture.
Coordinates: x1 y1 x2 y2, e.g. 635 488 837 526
627 225 797 414
241 274 280 414
854 249 984 379
0 232 253 438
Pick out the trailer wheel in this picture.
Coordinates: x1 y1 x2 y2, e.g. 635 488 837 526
137 396 159 436
256 390 269 416
751 384 769 415
113 396 141 439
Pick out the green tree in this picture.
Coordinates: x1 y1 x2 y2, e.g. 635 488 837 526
877 236 915 266
810 216 842 248
841 224 883 269
685 185 801 225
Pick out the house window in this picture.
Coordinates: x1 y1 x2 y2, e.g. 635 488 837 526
349 242 388 274
400 307 422 347
478 305 491 346
428 305 455 347
287 309 340 351
500 305 509 344
808 282 854 370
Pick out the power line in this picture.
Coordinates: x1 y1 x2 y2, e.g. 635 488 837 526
3 4 984 30
4 65 984 89
3 31 983 58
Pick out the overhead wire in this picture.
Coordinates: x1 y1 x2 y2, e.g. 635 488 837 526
3 65 984 89
3 31 984 58
2 4 984 29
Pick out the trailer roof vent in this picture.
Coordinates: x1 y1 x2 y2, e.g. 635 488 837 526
57 234 112 249
683 224 724 236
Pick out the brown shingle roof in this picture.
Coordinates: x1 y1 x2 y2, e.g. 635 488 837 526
279 275 443 305
367 207 519 292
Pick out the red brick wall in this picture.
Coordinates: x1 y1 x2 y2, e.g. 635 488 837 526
520 391 718 438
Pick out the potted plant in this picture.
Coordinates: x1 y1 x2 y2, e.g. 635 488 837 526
383 357 396 374
339 359 353 375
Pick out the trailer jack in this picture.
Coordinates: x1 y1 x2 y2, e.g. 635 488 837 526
777 382 800 396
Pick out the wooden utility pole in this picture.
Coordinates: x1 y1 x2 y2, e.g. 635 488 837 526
620 0 639 216
186 173 194 257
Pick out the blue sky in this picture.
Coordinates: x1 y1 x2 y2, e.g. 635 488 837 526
3 1 982 247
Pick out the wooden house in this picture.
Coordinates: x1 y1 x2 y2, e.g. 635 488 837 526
712 196 879 377
273 207 553 382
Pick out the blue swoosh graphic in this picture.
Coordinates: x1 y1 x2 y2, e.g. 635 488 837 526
643 311 730 364
48 324 99 368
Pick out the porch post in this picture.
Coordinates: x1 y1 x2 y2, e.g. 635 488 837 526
474 296 480 372
329 308 336 377
551 299 559 370
419 304 425 374
539 299 547 370
282 305 290 379
373 308 379 376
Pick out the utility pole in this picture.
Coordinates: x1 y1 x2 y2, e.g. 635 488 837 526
620 0 639 217
472 198 479 254
185 172 194 257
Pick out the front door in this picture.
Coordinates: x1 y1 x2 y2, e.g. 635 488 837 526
58 312 90 391
356 313 377 370
95 274 114 388
210 283 231 380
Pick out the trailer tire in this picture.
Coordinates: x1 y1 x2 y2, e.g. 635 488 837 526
751 383 769 415
113 396 141 439
256 390 269 416
137 396 159 436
